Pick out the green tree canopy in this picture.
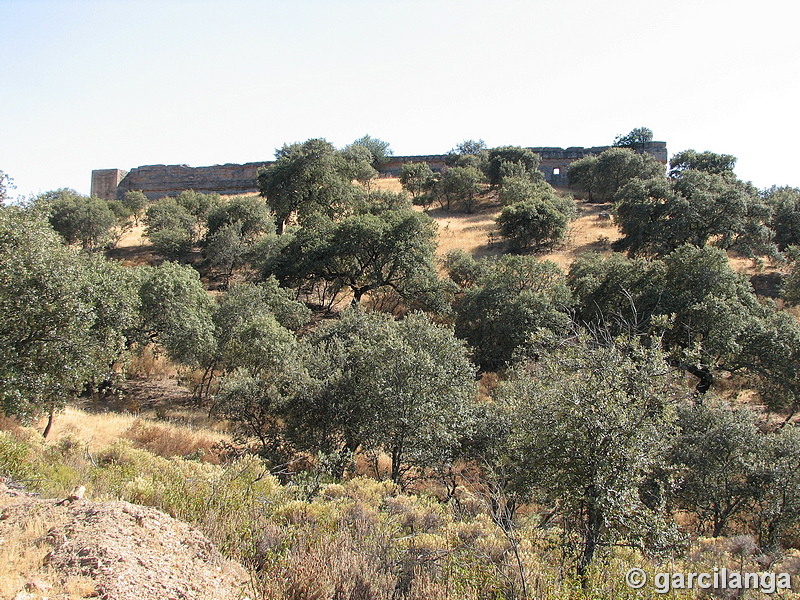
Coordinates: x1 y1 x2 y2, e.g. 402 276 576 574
756 425 800 549
669 149 737 176
497 175 549 206
257 138 359 233
783 246 800 304
175 190 222 225
612 126 654 149
436 166 482 212
345 134 393 170
0 170 13 202
495 333 680 585
294 310 477 483
354 189 412 215
265 209 443 309
447 140 489 171
206 195 273 239
122 190 149 225
137 261 215 368
203 196 275 286
486 146 542 186
568 245 800 406
44 189 117 250
452 139 487 156
567 147 664 203
398 162 435 202
454 255 571 371
614 160 775 258
496 198 571 253
443 249 487 289
340 144 378 191
570 245 760 362
764 186 800 250
144 197 197 259
0 209 139 434
668 400 767 537
211 286 306 458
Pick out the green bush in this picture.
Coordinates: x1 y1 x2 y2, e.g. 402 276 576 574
144 198 196 259
0 431 36 483
497 198 570 252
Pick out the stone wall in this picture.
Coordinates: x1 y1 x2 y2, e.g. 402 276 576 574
534 142 668 185
91 169 129 200
379 155 449 177
114 162 270 200
91 142 668 200
378 142 667 185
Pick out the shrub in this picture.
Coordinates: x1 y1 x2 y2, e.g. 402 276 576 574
496 198 570 252
0 431 36 482
47 191 117 249
144 198 196 259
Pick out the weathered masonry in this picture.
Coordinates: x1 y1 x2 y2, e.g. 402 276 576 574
91 142 667 200
91 162 270 201
534 142 667 185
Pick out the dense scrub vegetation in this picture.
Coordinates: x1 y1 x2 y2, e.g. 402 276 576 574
3 130 800 598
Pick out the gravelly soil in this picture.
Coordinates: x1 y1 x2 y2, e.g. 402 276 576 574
0 480 249 600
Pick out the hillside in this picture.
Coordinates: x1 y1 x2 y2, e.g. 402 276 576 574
3 176 800 600
368 178 786 286
114 179 786 284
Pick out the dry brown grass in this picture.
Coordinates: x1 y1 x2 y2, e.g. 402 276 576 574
125 346 176 379
41 407 138 451
106 222 158 267
408 181 623 271
115 222 146 249
0 506 98 599
122 418 228 463
425 202 505 261
372 177 404 192
37 407 230 459
538 201 623 271
103 179 793 287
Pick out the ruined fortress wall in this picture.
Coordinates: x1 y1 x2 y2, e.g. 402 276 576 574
91 169 129 200
378 143 668 186
92 142 667 200
518 142 667 186
105 162 270 201
380 155 449 177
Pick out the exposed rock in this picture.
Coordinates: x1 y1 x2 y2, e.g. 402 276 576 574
0 480 249 600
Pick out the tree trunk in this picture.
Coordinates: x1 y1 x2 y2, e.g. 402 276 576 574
685 364 714 396
578 487 602 590
332 439 360 479
42 405 56 439
390 445 403 483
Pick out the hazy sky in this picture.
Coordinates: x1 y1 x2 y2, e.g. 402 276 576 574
1 0 797 200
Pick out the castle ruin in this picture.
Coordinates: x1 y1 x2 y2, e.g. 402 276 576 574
91 142 668 201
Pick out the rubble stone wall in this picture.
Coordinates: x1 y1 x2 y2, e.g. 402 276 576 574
91 142 668 199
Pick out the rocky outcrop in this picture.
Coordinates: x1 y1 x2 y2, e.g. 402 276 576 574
0 480 249 600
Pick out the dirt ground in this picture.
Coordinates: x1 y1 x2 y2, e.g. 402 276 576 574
416 190 625 270
0 480 249 600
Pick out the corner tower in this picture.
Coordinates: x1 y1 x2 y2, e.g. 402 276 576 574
91 169 128 200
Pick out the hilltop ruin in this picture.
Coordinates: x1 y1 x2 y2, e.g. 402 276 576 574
91 142 668 201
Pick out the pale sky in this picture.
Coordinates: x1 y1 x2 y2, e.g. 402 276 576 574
1 0 798 200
